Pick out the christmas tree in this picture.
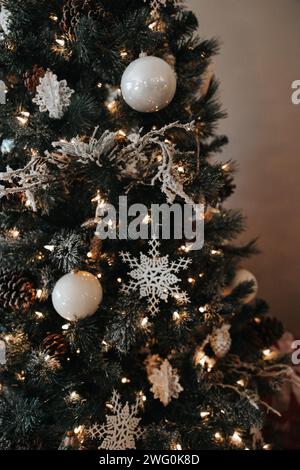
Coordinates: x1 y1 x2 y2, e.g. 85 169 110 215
0 0 297 451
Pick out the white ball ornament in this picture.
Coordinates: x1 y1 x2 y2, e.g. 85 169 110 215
223 268 258 303
121 55 177 113
52 271 103 321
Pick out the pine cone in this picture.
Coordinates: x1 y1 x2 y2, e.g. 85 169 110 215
60 0 106 34
24 65 45 94
41 333 68 358
0 270 36 311
210 324 232 359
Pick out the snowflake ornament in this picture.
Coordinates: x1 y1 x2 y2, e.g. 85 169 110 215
87 390 143 450
0 6 10 35
120 239 191 315
147 356 183 406
33 69 74 119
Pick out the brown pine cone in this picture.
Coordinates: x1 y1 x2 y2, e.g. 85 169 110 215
60 0 106 34
0 270 36 311
24 65 46 94
41 333 68 358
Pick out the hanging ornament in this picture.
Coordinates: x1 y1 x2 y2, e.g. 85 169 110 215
32 69 74 119
223 268 258 304
87 390 143 450
1 138 15 155
52 271 103 321
210 324 232 359
121 55 177 113
146 355 183 406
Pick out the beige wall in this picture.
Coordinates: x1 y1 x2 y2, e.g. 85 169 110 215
188 0 300 332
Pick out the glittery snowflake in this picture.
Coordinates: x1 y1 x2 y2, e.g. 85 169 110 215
33 69 74 119
87 390 143 450
120 239 191 315
147 357 183 406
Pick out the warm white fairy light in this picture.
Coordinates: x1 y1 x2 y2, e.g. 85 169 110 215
87 251 93 258
199 305 207 313
211 249 222 256
35 311 44 319
9 228 20 238
70 391 80 401
49 14 58 22
62 323 70 331
236 379 245 387
17 111 30 126
76 348 81 354
141 317 148 328
214 432 223 442
44 245 55 252
117 277 122 283
262 348 277 360
117 129 126 138
222 163 230 171
36 289 43 299
97 82 103 88
177 166 185 173
231 431 242 446
263 444 271 450
200 411 210 418
121 377 130 384
55 38 65 47
188 277 195 284
199 273 204 278
97 273 102 279
120 50 128 58
173 311 180 321
107 101 117 113
176 444 182 450
74 425 84 435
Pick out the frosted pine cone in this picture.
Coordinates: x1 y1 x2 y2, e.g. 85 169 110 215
0 270 36 311
210 324 231 359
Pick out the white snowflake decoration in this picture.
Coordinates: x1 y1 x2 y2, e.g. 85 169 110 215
143 0 167 18
87 390 143 450
148 357 183 406
0 6 10 35
33 69 74 119
120 239 191 315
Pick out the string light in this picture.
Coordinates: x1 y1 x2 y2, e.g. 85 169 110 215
117 129 126 138
69 391 80 401
49 14 58 22
121 377 130 384
263 444 272 450
222 163 231 172
76 348 81 354
117 277 122 283
107 101 117 113
55 38 65 47
211 249 222 256
236 379 245 387
199 305 207 313
175 444 182 450
231 431 242 446
17 111 30 126
141 317 148 328
87 251 93 258
120 50 128 58
97 82 103 88
200 411 210 418
9 228 20 238
62 323 70 331
177 166 185 173
44 245 55 252
199 273 204 278
36 289 43 299
214 432 223 442
35 311 44 319
173 311 180 321
188 277 195 284
97 273 102 279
